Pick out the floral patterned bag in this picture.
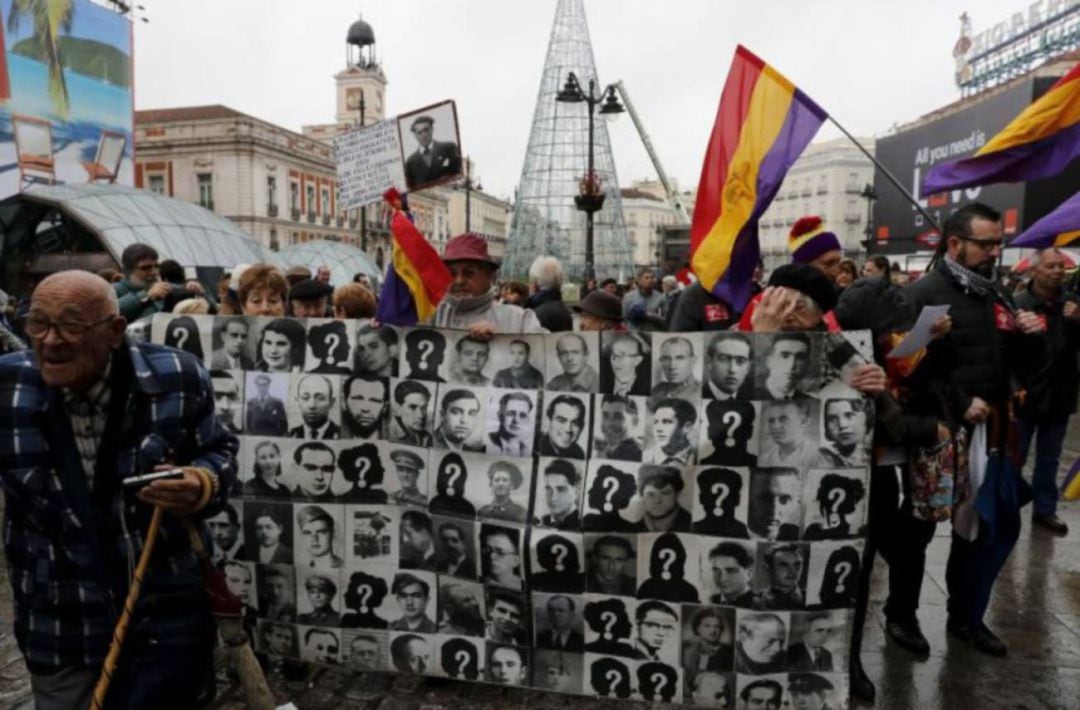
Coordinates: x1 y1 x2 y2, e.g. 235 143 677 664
909 426 970 522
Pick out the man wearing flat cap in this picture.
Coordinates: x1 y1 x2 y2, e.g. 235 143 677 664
429 233 545 338
477 461 528 523
787 672 836 710
404 114 462 190
574 290 624 332
389 449 427 507
290 278 333 318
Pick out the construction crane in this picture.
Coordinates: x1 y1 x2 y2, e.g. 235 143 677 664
613 80 691 226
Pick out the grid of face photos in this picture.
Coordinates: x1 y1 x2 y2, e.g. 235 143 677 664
158 314 870 708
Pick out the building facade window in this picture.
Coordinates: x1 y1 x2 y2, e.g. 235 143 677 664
147 174 165 195
306 185 316 217
267 176 277 215
197 173 213 209
290 182 300 212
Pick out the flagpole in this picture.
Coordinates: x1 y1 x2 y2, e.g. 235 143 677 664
827 115 943 240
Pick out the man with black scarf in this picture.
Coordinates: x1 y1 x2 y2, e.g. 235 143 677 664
905 202 1045 658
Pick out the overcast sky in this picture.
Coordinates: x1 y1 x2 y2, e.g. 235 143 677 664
133 0 1026 201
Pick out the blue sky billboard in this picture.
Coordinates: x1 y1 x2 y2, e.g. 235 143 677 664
0 0 132 198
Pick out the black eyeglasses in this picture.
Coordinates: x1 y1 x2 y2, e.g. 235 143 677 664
960 236 1003 251
25 315 115 342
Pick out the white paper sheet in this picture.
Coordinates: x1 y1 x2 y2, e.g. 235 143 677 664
887 305 951 358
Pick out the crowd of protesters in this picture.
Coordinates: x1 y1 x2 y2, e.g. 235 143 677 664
0 200 1075 707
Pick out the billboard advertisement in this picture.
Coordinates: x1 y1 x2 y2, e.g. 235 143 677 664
871 79 1033 255
0 0 133 200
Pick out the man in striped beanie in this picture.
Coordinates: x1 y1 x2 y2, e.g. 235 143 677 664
788 216 844 285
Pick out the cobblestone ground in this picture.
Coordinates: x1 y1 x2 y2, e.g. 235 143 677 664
3 421 1080 709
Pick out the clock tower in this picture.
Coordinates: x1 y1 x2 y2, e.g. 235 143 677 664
336 15 386 126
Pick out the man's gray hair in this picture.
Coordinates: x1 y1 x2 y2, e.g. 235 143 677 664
528 256 564 290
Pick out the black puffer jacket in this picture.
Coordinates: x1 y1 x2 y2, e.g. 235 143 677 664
905 266 1041 423
525 288 573 332
1014 288 1080 421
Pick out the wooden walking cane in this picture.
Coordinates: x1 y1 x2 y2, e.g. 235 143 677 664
90 505 164 709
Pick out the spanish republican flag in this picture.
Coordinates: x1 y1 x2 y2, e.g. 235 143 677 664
691 46 827 311
922 60 1080 196
375 189 452 325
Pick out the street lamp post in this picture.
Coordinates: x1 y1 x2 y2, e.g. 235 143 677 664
859 183 878 250
357 93 368 253
555 71 623 282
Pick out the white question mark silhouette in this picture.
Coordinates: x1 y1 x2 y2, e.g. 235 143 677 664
551 543 568 572
827 487 847 528
834 561 853 593
355 456 371 486
357 584 372 614
172 326 190 351
324 332 340 366
710 482 731 517
600 610 618 640
445 461 462 497
602 477 619 513
650 672 668 699
454 648 470 675
720 410 742 447
658 547 677 581
417 340 435 370
604 668 623 695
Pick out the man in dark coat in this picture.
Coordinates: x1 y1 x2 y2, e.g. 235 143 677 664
525 256 573 332
404 115 461 189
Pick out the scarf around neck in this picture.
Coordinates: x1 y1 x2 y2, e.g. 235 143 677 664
944 256 994 296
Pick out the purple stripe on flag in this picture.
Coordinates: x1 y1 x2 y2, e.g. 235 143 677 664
922 121 1080 196
712 90 827 311
1012 191 1080 248
375 263 419 326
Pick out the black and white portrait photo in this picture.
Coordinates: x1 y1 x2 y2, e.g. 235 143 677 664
385 445 429 507
299 626 341 665
437 578 487 638
733 610 789 674
530 530 585 593
387 570 439 633
343 505 399 565
429 451 477 517
210 315 253 370
211 369 243 435
389 632 434 673
585 533 638 597
387 379 436 448
486 389 538 457
802 469 868 540
399 101 462 191
759 399 824 470
293 503 345 570
651 334 703 401
638 661 681 703
700 400 758 467
533 592 586 652
342 629 388 672
473 458 532 523
533 458 584 530
680 604 735 677
286 373 342 440
336 442 387 503
599 331 651 396
636 532 700 603
340 374 388 439
489 335 546 389
433 515 478 579
820 332 873 400
157 313 210 361
253 317 306 373
701 331 754 400
546 332 600 393
479 522 525 591
703 540 757 606
586 654 634 699
289 441 340 502
256 563 297 621
296 568 342 627
642 397 699 466
433 388 486 452
399 509 438 571
448 333 495 385
583 595 637 657
591 394 645 462
354 323 399 379
207 502 246 564
538 392 590 459
305 319 353 375
805 542 862 609
787 610 849 672
636 465 694 533
753 542 810 610
748 468 804 542
630 599 681 664
754 332 820 400
256 619 298 658
486 643 529 687
244 372 289 437
401 328 448 382
245 503 294 566
685 669 735 708
692 467 751 538
582 461 641 532
532 648 583 694
819 398 873 468
485 588 530 646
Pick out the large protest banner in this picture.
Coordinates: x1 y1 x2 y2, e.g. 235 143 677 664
153 314 871 708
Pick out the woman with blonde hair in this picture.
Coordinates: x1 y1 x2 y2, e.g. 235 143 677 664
333 283 376 319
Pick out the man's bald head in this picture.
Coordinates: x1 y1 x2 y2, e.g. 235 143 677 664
29 270 127 390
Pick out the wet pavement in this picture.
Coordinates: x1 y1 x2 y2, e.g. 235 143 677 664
3 424 1079 709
